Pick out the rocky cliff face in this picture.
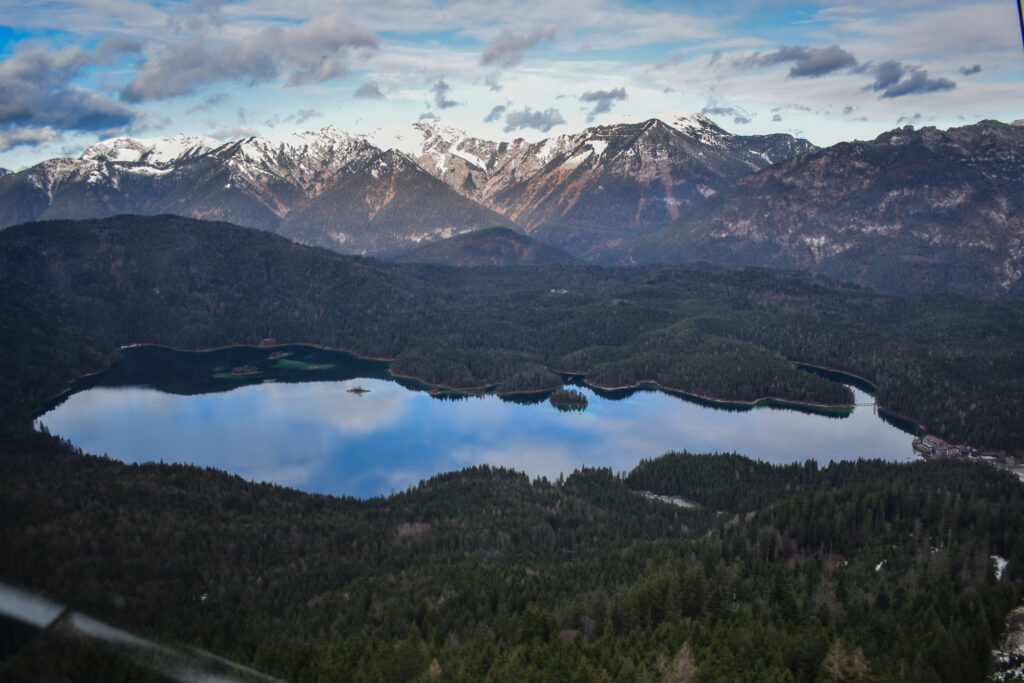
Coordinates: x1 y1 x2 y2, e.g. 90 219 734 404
0 114 814 259
278 150 512 256
638 120 1024 297
372 114 815 261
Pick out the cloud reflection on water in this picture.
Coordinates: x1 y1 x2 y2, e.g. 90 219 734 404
37 380 913 498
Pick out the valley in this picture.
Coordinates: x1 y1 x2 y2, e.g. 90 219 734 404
3 0 1023 676
1 123 1022 682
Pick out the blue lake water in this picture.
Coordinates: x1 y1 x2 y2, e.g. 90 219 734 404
34 346 917 499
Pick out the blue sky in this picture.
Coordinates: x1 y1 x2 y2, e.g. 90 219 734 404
0 0 1021 170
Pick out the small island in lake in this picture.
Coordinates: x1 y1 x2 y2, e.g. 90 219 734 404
549 388 588 411
348 385 371 395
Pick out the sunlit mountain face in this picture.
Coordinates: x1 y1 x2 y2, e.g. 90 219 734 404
0 113 812 256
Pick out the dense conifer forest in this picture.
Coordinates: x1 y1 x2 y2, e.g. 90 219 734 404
4 434 1024 681
1 215 1021 453
2 215 1024 680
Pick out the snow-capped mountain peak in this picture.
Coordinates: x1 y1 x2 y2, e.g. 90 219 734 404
364 122 431 157
211 125 381 198
664 112 730 146
0 112 818 268
365 118 471 158
81 133 222 165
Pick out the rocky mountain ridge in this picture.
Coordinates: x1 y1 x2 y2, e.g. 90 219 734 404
277 149 512 255
4 116 1021 296
637 120 1024 297
0 114 813 256
370 114 816 259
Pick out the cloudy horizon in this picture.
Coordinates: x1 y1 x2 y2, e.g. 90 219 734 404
0 0 1021 170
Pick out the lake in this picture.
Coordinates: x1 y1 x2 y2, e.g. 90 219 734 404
35 345 918 498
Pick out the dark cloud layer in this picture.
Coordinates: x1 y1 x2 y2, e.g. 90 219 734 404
702 104 751 125
354 82 385 99
483 105 506 123
867 61 955 98
480 26 556 68
121 15 378 102
288 108 322 125
743 45 857 78
430 80 458 109
869 60 904 91
580 87 627 122
186 91 229 114
503 106 565 133
0 39 141 150
959 64 981 76
485 72 503 92
882 70 954 98
770 104 811 113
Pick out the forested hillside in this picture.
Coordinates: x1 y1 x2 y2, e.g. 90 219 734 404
1 215 1021 453
1 214 1023 680
3 436 1022 681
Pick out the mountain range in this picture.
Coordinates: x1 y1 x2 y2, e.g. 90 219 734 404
0 114 1021 296
0 113 812 258
639 120 1024 298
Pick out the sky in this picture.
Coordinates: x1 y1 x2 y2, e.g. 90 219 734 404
0 0 1021 170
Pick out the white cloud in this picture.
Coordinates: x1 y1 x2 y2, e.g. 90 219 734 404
0 0 1021 166
480 26 556 68
121 14 379 101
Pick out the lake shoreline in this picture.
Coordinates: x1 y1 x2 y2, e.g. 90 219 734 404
583 378 855 411
39 341 907 427
37 354 918 499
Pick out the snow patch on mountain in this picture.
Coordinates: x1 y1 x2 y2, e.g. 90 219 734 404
82 134 222 165
588 140 608 157
449 148 485 169
366 119 468 157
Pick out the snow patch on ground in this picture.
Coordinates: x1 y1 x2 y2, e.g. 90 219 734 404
406 226 472 244
125 165 173 176
994 555 1009 580
536 137 569 164
749 149 771 164
992 605 1024 680
933 187 969 208
637 491 696 508
560 149 590 170
449 148 483 169
857 223 900 234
